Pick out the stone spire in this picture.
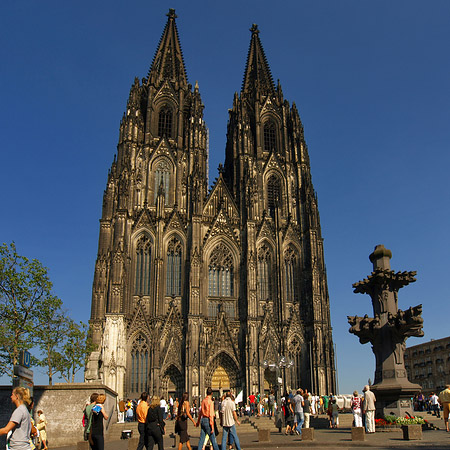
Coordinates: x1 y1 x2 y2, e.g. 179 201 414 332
147 8 188 88
241 24 275 100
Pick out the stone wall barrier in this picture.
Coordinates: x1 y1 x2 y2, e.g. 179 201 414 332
352 427 365 441
258 429 271 442
402 424 422 440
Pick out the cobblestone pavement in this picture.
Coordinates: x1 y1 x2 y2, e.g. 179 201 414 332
52 412 450 450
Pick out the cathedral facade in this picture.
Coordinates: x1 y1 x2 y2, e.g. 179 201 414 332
85 9 336 401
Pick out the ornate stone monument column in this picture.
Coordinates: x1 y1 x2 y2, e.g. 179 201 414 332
348 245 423 417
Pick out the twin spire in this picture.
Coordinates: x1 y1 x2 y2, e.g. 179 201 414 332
148 9 276 99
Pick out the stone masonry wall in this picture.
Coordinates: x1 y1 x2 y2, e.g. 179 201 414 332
0 383 117 448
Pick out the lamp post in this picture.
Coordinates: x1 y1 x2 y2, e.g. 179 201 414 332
262 355 294 430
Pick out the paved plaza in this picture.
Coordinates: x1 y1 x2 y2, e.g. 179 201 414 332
52 412 450 450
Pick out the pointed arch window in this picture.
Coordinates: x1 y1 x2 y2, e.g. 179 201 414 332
263 120 277 152
166 238 182 296
135 235 151 295
208 243 234 297
158 106 173 138
154 160 170 204
257 244 273 301
267 174 281 217
130 334 149 393
284 246 299 302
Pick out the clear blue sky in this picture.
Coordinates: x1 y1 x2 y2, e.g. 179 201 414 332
1 0 449 392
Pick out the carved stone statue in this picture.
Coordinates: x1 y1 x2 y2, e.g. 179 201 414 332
348 245 423 417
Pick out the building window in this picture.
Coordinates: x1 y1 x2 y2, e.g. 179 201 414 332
263 120 277 152
267 174 281 217
166 238 182 296
208 243 234 297
158 106 172 137
154 160 170 204
257 244 273 301
135 235 151 295
284 246 299 302
131 334 149 393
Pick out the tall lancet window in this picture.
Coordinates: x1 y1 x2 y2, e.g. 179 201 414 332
135 235 151 295
208 243 234 297
154 160 170 204
166 237 182 296
158 106 173 137
267 174 281 218
263 120 277 152
284 246 299 302
257 244 273 301
130 334 149 393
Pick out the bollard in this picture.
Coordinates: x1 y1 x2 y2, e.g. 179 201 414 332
351 427 365 441
402 424 422 440
258 429 271 442
302 428 314 440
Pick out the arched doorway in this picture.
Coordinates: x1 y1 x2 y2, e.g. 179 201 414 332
264 367 276 395
161 364 184 400
206 352 241 398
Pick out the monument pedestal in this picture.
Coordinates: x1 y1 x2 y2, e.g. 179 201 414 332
372 381 421 418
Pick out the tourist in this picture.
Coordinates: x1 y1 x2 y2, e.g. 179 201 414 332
221 391 241 450
268 390 275 417
248 392 256 416
303 393 311 428
0 387 32 450
90 393 108 450
438 384 450 432
363 385 376 433
351 391 363 427
330 398 339 428
322 394 329 416
136 392 149 450
169 396 174 420
196 387 219 450
160 396 168 420
118 398 126 423
293 389 304 436
36 409 48 450
283 393 294 435
430 392 440 418
176 392 196 450
83 393 98 442
146 395 165 450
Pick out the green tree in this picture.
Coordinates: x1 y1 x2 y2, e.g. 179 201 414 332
54 320 95 383
0 242 54 377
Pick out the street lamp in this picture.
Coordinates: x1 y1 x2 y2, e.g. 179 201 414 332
262 356 294 429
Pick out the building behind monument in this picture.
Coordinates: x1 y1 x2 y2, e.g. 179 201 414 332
85 9 335 400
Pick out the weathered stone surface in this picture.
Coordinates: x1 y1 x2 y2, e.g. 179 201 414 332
76 442 89 450
402 424 422 440
127 437 139 449
302 427 314 440
258 429 271 442
352 426 365 441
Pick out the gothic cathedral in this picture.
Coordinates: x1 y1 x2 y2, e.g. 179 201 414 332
86 9 336 401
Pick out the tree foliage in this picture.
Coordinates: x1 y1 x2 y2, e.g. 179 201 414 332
0 242 92 384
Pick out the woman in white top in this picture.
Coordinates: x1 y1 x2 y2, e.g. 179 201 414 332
0 387 32 450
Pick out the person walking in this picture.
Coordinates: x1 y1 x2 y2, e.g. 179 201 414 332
351 391 363 427
429 392 440 418
363 385 376 433
90 393 109 450
176 392 196 450
196 387 219 450
146 396 165 450
0 387 32 450
303 393 311 428
36 410 48 450
220 392 241 450
438 384 450 432
136 392 149 450
293 389 304 437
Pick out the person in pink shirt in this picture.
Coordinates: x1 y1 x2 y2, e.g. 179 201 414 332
196 387 219 450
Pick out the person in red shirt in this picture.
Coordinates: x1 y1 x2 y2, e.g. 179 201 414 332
196 387 219 450
248 393 256 416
